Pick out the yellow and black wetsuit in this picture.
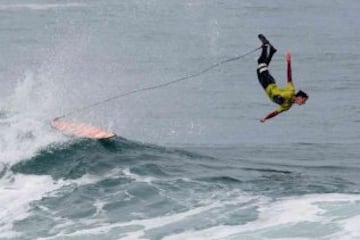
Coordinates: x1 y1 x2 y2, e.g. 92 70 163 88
256 44 295 113
265 82 295 113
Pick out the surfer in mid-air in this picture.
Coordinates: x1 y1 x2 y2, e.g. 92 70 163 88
256 34 308 122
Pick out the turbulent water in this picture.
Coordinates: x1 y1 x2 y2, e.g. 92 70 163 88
1 1 360 239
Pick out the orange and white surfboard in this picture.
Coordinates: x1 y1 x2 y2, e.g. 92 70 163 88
51 118 116 139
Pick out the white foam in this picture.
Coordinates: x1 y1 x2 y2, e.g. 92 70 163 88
40 204 210 239
0 173 63 238
3 174 359 240
162 194 360 240
332 214 360 240
37 190 257 240
123 167 157 183
0 71 69 165
0 116 66 165
0 67 103 237
0 170 113 239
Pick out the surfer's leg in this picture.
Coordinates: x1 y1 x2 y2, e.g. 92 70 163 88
257 63 276 90
256 34 277 90
257 34 277 65
257 45 269 64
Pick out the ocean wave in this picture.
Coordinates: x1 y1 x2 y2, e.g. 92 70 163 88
4 137 360 239
161 194 360 240
10 137 214 180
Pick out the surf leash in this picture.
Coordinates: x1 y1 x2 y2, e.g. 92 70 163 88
57 46 261 119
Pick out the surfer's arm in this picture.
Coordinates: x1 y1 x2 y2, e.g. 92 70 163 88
260 110 279 123
286 51 292 83
261 103 291 122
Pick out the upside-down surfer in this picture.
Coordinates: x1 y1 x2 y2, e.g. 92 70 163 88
256 34 308 122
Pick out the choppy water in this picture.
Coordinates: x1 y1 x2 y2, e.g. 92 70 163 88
1 1 360 240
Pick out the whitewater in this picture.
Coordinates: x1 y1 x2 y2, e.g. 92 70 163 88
1 1 360 240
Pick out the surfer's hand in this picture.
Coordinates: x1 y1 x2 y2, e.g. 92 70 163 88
285 51 291 63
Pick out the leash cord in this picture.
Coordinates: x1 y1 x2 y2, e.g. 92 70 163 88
58 47 261 119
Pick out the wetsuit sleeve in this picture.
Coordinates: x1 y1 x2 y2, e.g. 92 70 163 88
260 110 279 122
276 104 291 113
286 52 292 83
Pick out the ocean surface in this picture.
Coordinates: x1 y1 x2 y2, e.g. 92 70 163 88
1 1 360 239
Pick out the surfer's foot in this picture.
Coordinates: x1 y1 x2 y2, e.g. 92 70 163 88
258 34 269 45
258 34 277 54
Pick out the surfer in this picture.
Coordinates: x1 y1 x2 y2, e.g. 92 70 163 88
256 34 308 122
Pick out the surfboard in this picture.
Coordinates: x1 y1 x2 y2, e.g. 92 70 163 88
51 118 116 139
